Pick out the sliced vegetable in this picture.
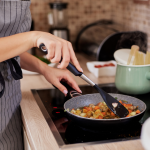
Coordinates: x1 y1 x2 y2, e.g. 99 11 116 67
101 112 106 116
111 112 115 116
130 112 136 116
128 110 132 113
70 99 139 119
136 110 140 114
94 106 100 110
87 111 93 117
98 116 103 119
119 100 123 104
80 113 87 117
83 109 88 113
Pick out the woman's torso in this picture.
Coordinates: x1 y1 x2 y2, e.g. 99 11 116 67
0 1 31 150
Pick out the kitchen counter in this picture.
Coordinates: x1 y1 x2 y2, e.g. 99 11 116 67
20 53 145 150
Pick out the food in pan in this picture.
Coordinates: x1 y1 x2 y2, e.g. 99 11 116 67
70 100 140 119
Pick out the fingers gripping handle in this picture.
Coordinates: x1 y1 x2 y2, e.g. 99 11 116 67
39 43 83 76
39 43 48 54
60 81 81 98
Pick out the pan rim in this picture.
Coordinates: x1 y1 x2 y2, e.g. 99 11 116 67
64 93 147 121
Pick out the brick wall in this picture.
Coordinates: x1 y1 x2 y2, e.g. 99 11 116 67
30 0 114 44
112 0 150 51
30 0 150 51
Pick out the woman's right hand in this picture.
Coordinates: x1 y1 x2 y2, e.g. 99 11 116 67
34 31 83 72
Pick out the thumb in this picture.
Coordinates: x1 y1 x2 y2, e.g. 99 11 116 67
54 81 68 96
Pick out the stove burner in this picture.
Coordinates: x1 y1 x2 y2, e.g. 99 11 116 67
65 122 141 144
79 123 141 133
33 83 150 147
52 109 65 118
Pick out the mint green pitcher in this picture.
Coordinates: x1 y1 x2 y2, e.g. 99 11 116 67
115 63 150 95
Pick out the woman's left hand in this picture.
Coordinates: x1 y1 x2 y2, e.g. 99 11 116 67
43 66 82 96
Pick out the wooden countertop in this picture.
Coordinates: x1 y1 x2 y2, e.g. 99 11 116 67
20 54 144 150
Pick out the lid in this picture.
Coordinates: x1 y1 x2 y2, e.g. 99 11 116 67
114 49 146 65
114 49 131 65
49 2 68 10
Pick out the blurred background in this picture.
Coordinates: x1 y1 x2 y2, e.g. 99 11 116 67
29 0 150 59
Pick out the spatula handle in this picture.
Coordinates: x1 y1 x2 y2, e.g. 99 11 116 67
39 43 83 76
39 43 48 54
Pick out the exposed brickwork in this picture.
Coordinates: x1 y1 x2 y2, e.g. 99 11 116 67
30 0 150 51
112 0 150 51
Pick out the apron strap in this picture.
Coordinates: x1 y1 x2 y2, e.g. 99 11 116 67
0 71 5 98
0 57 22 98
7 58 23 80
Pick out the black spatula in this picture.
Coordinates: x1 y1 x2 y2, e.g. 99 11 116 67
39 43 129 118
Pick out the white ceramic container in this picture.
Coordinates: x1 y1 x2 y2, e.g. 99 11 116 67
86 60 117 77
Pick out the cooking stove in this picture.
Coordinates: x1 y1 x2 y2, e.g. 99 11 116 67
31 83 150 149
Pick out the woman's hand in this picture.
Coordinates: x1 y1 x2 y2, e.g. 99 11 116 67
43 65 82 96
34 31 83 72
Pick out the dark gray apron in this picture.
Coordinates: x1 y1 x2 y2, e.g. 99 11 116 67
0 1 31 150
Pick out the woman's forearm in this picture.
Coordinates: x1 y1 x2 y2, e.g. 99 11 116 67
0 31 36 62
0 30 82 72
20 52 48 75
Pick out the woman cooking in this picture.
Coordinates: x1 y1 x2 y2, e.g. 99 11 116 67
0 0 82 149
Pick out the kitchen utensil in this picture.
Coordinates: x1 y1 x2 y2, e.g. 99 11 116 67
115 63 150 94
133 51 138 65
145 51 150 65
133 51 144 65
140 52 144 65
127 45 139 65
48 1 69 40
39 43 129 118
63 82 146 129
86 60 117 77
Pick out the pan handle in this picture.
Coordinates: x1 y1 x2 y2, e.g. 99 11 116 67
60 81 82 98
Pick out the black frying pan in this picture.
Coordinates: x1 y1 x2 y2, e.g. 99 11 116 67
40 43 129 118
39 43 146 129
63 82 146 130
